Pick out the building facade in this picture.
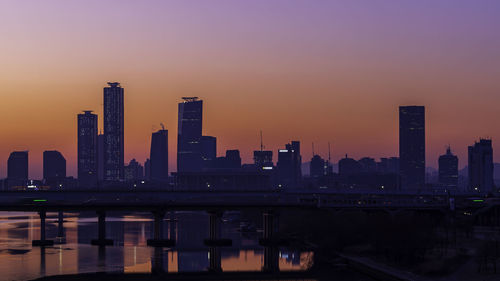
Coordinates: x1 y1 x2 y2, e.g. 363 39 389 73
78 111 98 187
468 139 494 193
103 82 124 181
399 106 425 190
150 129 169 182
177 97 203 172
438 147 458 190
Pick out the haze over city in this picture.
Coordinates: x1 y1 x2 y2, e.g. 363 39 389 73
1 0 500 179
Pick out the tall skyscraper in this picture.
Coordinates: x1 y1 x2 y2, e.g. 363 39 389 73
468 139 494 193
43 150 66 181
276 141 302 188
97 133 105 182
78 111 98 187
177 97 203 172
399 106 425 190
438 147 458 190
103 82 124 181
7 151 28 188
150 129 169 182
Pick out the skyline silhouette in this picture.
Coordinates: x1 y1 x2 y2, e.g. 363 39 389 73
1 1 500 179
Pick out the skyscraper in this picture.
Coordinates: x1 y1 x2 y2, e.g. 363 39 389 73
97 133 105 182
201 135 217 169
7 151 28 188
43 150 66 182
103 82 124 181
310 154 326 178
276 141 302 188
150 129 169 182
468 139 494 193
399 106 425 190
78 111 98 187
438 147 458 190
177 97 203 172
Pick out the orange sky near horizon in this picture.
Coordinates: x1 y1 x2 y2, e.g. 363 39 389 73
1 0 500 179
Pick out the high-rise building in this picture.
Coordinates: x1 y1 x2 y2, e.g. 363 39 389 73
177 97 203 172
150 129 169 182
97 133 105 182
438 147 458 190
201 136 217 169
399 106 425 190
103 82 124 181
43 150 66 182
468 139 494 193
7 151 28 188
78 111 98 187
276 141 302 188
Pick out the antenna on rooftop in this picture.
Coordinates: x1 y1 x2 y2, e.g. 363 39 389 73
328 142 331 162
312 142 315 156
160 123 165 130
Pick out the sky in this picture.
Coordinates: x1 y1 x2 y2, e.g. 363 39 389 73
0 0 500 179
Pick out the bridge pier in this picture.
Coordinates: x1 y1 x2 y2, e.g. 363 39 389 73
91 211 113 246
147 210 175 247
204 211 232 247
151 247 166 274
32 210 54 246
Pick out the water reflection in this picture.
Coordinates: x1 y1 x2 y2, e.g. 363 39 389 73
0 211 312 281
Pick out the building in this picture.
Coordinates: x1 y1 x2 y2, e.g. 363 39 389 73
78 111 98 188
438 147 458 190
201 136 217 169
177 97 203 172
7 151 28 188
103 82 124 181
468 139 494 193
276 141 302 188
43 150 66 187
225 150 241 169
150 129 169 182
254 150 273 170
124 159 144 182
97 133 105 182
399 106 425 190
310 155 326 178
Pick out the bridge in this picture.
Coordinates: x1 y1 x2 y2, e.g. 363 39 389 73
0 189 496 273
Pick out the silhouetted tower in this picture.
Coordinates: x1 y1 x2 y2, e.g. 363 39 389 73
97 133 104 182
201 136 217 169
103 82 124 181
177 97 203 172
43 150 66 181
150 128 169 182
78 111 98 187
276 141 302 188
438 146 458 190
468 139 493 193
399 106 425 190
7 151 28 188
